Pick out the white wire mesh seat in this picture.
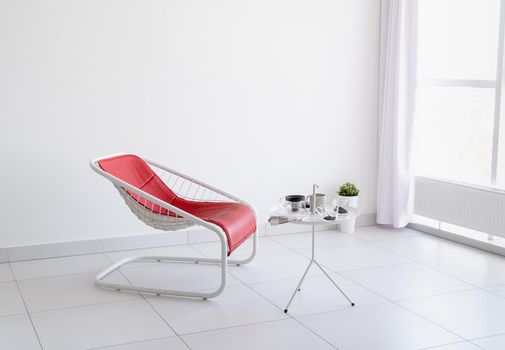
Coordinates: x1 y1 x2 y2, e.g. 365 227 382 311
118 187 195 231
90 153 258 299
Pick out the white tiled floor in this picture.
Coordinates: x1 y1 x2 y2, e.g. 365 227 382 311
421 252 505 287
340 263 474 301
0 314 41 350
10 254 111 280
17 272 138 312
2 226 505 349
298 303 462 350
295 241 411 272
147 284 287 334
399 289 505 339
0 281 27 317
471 333 505 350
0 262 14 282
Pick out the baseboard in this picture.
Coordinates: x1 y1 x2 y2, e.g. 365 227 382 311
5 214 376 262
356 212 377 228
408 222 505 257
6 232 191 263
0 249 8 263
7 239 104 262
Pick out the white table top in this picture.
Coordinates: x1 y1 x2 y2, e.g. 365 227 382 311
269 205 359 226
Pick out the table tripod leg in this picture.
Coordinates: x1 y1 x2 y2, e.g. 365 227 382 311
314 260 355 307
284 260 313 313
298 224 316 293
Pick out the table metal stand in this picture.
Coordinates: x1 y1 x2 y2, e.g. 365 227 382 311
283 223 355 313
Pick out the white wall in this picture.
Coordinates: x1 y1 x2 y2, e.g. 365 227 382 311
0 0 380 247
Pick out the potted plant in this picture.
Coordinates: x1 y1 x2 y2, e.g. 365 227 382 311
338 182 359 207
337 182 359 233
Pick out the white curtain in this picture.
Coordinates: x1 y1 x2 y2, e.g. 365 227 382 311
377 0 417 227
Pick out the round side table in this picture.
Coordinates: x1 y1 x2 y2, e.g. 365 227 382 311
269 205 359 313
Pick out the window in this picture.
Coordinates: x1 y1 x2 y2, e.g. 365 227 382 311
414 0 505 189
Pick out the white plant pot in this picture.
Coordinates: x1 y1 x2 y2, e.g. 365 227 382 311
338 195 358 234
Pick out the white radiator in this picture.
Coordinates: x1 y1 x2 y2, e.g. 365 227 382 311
414 176 505 238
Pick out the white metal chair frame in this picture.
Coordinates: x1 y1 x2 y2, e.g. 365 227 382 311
90 154 258 299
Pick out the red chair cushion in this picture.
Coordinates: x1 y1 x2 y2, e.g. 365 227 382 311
174 198 256 254
98 154 256 254
98 154 177 215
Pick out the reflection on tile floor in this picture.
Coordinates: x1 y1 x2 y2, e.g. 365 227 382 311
1 226 505 349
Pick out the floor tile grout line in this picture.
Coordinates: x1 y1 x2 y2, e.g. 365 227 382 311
472 287 505 299
85 335 188 350
467 330 505 348
9 251 112 264
189 236 291 259
419 340 485 350
104 245 206 261
175 334 193 350
10 253 112 282
27 296 144 315
364 236 480 263
467 342 486 350
8 263 45 350
0 311 31 320
391 287 480 303
176 316 331 340
269 233 367 249
276 238 417 275
415 260 495 289
12 268 114 283
315 258 483 304
288 318 337 350
392 302 469 342
475 281 505 288
266 235 354 251
8 240 199 265
293 301 402 321
334 258 470 279
162 313 288 337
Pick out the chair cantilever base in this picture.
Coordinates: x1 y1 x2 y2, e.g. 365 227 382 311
95 230 258 299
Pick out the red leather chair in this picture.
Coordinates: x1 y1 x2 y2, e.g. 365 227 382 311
90 154 257 299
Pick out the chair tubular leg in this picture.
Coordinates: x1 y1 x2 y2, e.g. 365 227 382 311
95 229 258 299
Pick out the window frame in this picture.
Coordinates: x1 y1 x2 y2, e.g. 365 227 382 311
416 0 505 188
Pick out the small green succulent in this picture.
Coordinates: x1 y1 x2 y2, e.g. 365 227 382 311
338 182 359 197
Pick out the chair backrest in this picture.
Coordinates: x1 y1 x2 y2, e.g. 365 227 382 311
98 154 177 214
